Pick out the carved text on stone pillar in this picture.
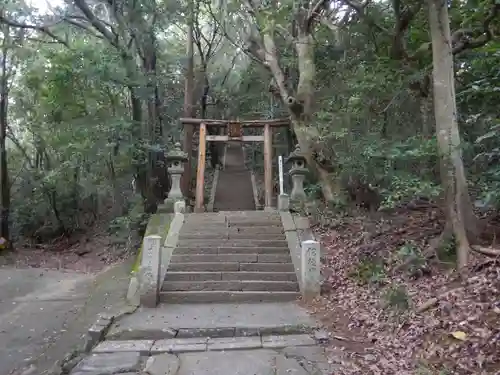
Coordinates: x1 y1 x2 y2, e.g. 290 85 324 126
305 246 318 273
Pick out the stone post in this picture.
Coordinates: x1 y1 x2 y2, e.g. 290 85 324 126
278 194 290 211
158 142 188 213
285 145 308 209
139 235 162 307
174 200 186 213
301 239 321 301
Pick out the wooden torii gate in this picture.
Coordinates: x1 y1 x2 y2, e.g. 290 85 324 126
180 117 291 212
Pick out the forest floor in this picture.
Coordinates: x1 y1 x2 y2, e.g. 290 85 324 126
305 204 500 375
0 228 130 272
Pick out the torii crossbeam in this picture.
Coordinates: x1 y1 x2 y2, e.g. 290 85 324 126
180 117 291 212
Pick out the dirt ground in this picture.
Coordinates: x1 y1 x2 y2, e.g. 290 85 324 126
304 204 500 374
0 229 130 273
0 230 134 375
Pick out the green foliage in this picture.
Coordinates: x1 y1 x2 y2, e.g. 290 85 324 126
396 241 430 278
349 258 387 286
436 236 458 265
6 40 139 241
1 0 500 250
304 182 323 200
382 284 410 312
109 195 148 241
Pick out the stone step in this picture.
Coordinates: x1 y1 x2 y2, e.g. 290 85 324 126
222 211 280 217
226 220 282 227
159 291 300 303
182 217 282 225
165 271 298 282
105 302 317 341
181 223 283 230
226 226 284 233
174 247 290 255
179 233 285 240
168 262 240 272
170 254 292 264
221 272 297 281
240 262 295 272
183 213 227 221
167 262 295 272
225 214 281 220
178 228 285 236
177 239 288 248
171 254 257 263
162 280 299 292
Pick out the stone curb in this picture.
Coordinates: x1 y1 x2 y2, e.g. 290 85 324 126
280 212 319 296
106 323 316 341
92 333 319 355
207 164 220 212
250 170 261 210
125 274 140 306
45 304 138 375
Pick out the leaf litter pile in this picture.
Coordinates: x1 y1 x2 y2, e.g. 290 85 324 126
304 205 500 374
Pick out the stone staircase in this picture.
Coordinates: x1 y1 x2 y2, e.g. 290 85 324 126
161 211 300 303
213 142 256 211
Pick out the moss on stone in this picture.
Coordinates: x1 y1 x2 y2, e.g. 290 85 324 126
131 213 173 274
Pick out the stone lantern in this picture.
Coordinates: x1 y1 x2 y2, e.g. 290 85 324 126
158 142 187 213
286 144 308 206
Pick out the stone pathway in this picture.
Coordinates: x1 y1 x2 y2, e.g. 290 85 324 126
70 302 339 375
72 345 337 375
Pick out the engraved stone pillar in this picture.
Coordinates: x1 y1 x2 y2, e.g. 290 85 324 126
139 235 162 307
286 145 308 209
301 239 321 301
158 142 188 213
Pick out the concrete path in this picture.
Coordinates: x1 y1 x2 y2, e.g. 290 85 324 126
0 258 133 375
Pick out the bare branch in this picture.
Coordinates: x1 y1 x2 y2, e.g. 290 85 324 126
73 0 119 48
0 11 70 47
204 3 264 66
340 0 389 33
63 17 104 40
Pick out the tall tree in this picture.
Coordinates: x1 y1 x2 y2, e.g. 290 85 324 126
182 0 195 199
428 0 473 269
215 0 342 201
0 22 11 249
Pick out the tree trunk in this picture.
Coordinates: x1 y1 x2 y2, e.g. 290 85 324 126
182 0 195 199
428 0 478 269
129 86 154 213
420 95 433 137
291 33 337 202
0 51 10 249
292 118 337 201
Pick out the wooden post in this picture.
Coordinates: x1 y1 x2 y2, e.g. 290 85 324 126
264 124 273 209
195 123 206 212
